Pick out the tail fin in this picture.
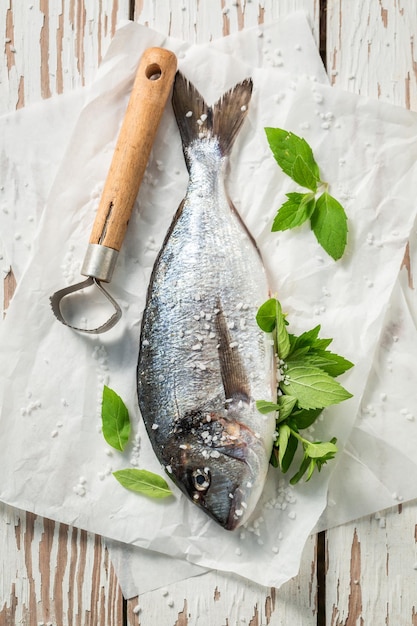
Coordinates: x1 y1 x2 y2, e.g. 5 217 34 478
172 72 253 158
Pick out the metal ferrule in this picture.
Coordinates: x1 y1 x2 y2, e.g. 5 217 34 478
81 243 119 283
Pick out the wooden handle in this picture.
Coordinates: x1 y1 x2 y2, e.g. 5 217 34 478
89 47 177 250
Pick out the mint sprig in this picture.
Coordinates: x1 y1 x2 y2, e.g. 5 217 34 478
265 127 348 260
101 386 173 498
256 298 353 484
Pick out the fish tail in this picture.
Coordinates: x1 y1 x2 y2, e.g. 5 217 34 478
172 72 253 160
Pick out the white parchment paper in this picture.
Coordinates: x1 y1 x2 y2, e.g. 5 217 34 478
1 14 417 591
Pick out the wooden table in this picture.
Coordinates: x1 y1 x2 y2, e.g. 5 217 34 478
1 1 416 624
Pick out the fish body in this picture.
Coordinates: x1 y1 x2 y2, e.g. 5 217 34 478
137 73 276 530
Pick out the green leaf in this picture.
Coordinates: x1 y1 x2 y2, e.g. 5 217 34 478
256 298 278 332
101 386 131 452
281 434 299 473
276 395 297 423
311 192 348 260
113 469 173 499
283 362 353 410
256 298 290 359
305 440 338 459
265 127 321 191
305 458 317 482
278 424 291 469
289 326 322 352
272 192 316 231
290 454 311 484
275 300 291 360
256 400 280 414
291 407 323 429
300 349 354 377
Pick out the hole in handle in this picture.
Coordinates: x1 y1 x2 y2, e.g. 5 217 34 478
146 63 162 81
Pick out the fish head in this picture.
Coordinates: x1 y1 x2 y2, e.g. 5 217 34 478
166 412 268 530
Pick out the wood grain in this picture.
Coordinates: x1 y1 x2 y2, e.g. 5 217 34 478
89 47 177 251
327 0 417 109
327 503 417 625
126 535 318 626
134 0 321 44
0 503 125 625
326 1 417 623
0 0 130 113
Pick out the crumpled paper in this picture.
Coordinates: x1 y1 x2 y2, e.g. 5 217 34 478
1 14 417 591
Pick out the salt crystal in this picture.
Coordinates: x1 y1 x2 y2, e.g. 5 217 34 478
185 111 193 118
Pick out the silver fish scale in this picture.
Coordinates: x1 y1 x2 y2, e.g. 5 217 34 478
137 136 276 529
139 139 273 431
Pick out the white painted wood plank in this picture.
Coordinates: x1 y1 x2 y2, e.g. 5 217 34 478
327 0 417 109
326 503 417 625
0 0 130 113
326 1 417 623
0 502 125 626
127 535 318 626
134 0 321 44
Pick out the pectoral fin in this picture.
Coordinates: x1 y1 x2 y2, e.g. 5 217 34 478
215 299 250 402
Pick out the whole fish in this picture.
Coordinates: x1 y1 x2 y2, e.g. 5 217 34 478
137 72 276 530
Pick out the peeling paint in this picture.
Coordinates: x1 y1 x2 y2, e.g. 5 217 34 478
40 0 51 99
5 1 15 72
175 599 188 626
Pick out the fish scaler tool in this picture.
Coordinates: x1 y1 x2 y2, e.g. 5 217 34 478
50 47 177 333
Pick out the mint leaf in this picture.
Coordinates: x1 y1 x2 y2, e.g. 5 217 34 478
311 192 348 260
256 400 280 414
275 300 291 360
276 395 297 422
289 325 332 354
278 424 291 468
256 298 278 332
290 407 323 429
265 127 320 191
280 433 298 473
256 298 290 359
101 386 131 452
299 349 354 377
113 469 173 499
284 362 353 410
305 440 338 459
290 454 312 484
272 192 316 231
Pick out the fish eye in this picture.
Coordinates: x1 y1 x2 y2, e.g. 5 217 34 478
192 468 211 492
